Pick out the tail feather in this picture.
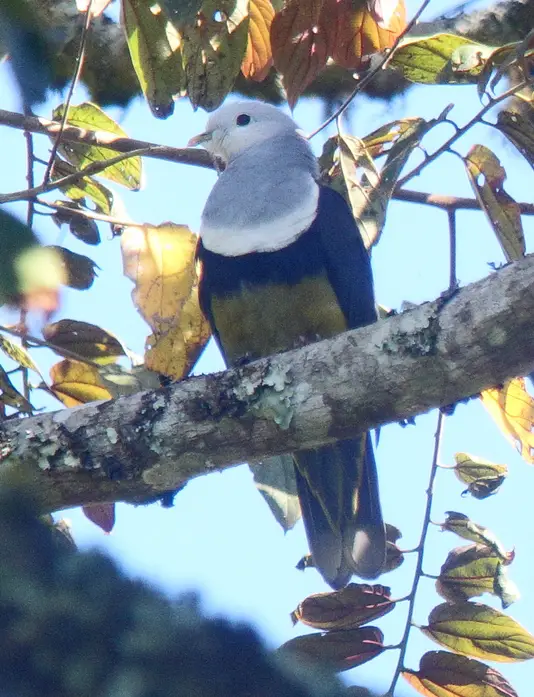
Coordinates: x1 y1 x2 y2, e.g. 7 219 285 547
293 433 385 589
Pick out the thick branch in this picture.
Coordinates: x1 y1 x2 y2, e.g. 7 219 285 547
2 255 534 513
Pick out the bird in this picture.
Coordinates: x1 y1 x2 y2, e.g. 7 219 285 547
189 101 386 588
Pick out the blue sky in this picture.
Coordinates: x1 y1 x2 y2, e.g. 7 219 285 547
0 0 533 694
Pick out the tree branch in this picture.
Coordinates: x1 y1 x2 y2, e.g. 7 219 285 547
2 254 534 513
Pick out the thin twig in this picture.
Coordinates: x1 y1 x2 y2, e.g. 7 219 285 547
397 80 529 187
43 0 94 184
447 209 457 293
392 188 534 215
36 198 145 229
384 411 445 697
306 0 433 140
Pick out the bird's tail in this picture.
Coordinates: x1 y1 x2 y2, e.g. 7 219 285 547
293 433 386 589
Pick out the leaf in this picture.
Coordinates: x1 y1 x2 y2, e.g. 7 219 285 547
52 103 142 190
384 523 405 572
52 201 102 245
437 544 518 609
270 0 328 108
181 0 249 111
0 365 32 413
277 626 384 672
0 334 41 375
496 110 534 172
122 0 184 119
121 223 211 380
453 453 508 499
43 320 127 365
249 454 301 531
464 145 524 262
421 602 534 662
320 0 406 71
99 363 162 397
49 359 113 407
481 378 534 465
390 34 493 85
82 503 116 533
52 159 114 215
241 0 274 81
159 0 204 24
403 651 519 697
46 246 99 291
440 512 510 560
291 583 394 630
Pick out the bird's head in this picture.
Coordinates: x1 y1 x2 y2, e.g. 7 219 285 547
188 101 302 163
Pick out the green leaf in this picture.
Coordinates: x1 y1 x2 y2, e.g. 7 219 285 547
441 512 510 560
0 334 41 375
249 455 300 531
421 602 534 662
52 103 142 190
0 364 32 413
122 0 185 119
403 651 519 697
464 144 525 262
391 34 493 85
160 0 204 25
181 0 249 111
453 452 508 499
52 159 114 214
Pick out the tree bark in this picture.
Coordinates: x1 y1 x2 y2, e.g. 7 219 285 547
2 254 534 513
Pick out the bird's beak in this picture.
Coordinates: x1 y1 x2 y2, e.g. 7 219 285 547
187 131 212 147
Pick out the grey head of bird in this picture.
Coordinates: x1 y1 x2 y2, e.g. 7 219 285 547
188 101 304 164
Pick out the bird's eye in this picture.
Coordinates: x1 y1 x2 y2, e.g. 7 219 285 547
236 113 251 126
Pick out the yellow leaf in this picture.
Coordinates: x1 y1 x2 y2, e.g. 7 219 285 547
481 379 534 464
50 359 112 408
121 223 211 380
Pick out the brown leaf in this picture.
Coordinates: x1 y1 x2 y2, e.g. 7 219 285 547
43 319 127 364
291 583 394 630
403 650 519 697
121 223 210 380
271 0 328 108
49 359 113 408
46 246 99 291
278 626 384 672
82 503 116 533
242 0 274 81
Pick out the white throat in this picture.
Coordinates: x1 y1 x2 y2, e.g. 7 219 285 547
200 179 319 256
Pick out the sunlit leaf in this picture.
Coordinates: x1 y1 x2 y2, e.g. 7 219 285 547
0 334 41 375
421 602 534 662
249 454 300 531
278 626 384 672
43 319 127 365
99 363 161 397
464 144 524 262
122 0 184 118
0 365 32 413
181 0 249 111
271 0 328 108
453 452 508 499
496 110 534 172
53 158 114 215
320 0 406 70
403 651 519 697
291 583 394 630
121 223 210 379
481 378 534 464
46 246 99 291
440 512 510 560
82 503 115 533
52 103 142 190
49 359 113 407
242 0 274 81
390 34 493 84
437 544 518 609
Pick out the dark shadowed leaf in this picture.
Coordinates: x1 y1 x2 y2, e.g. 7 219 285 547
160 0 204 24
421 602 534 662
384 523 405 572
46 246 99 291
496 110 534 171
49 359 113 407
43 319 127 364
391 34 493 84
122 0 185 118
181 0 249 111
464 144 524 262
242 0 274 81
53 159 114 214
82 503 116 533
271 0 328 108
121 223 211 379
453 452 508 499
403 651 519 697
291 583 394 630
249 454 300 531
52 103 142 190
278 626 384 672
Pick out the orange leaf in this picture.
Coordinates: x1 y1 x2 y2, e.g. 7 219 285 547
50 359 113 408
242 0 275 81
271 0 328 107
320 0 406 70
